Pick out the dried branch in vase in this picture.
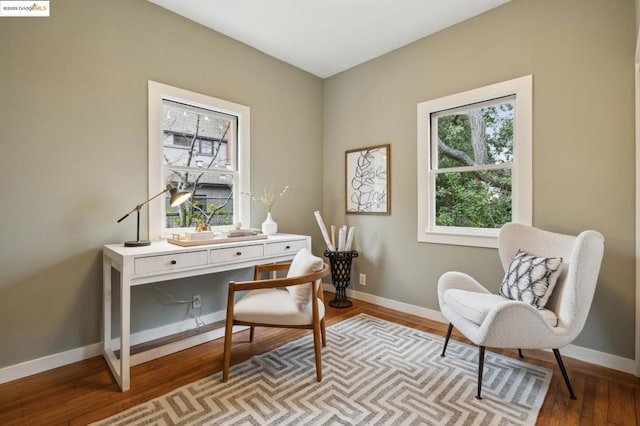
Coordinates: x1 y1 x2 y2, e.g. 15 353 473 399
244 185 289 213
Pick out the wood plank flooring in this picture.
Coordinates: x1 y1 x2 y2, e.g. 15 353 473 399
1 294 639 425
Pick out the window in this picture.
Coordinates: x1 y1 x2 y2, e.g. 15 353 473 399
417 75 532 248
148 81 250 240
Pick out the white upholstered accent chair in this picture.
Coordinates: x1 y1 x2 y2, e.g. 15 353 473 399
438 222 604 400
222 248 330 382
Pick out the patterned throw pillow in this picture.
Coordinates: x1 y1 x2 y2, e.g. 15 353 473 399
499 250 563 309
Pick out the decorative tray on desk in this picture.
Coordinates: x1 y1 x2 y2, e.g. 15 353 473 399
167 233 268 247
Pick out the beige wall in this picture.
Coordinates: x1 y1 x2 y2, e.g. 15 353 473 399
0 0 323 368
323 0 636 358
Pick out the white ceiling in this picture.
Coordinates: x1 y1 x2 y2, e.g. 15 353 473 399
147 0 511 78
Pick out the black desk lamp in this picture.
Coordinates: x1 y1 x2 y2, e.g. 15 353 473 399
117 183 192 247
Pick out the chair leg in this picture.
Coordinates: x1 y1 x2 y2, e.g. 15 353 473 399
320 317 327 347
249 326 254 342
222 318 234 382
442 323 454 357
318 289 327 347
553 348 577 400
222 285 235 383
312 320 323 382
307 281 323 382
518 349 524 358
477 346 485 400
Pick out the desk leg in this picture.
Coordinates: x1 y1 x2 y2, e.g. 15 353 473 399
103 255 112 360
103 255 130 391
120 268 131 391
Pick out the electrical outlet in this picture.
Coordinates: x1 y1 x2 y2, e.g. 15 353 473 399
192 295 201 309
359 273 366 286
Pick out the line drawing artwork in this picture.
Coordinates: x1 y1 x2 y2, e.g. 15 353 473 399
345 144 390 215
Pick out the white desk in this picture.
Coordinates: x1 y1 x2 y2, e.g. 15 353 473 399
102 233 310 391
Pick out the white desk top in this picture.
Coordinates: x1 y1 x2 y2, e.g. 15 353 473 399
104 233 306 257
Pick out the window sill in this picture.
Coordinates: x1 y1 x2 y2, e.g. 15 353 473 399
418 228 499 248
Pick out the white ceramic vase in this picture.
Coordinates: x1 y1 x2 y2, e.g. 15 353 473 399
261 212 278 235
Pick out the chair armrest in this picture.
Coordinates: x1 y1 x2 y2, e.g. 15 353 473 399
437 271 491 309
231 263 329 292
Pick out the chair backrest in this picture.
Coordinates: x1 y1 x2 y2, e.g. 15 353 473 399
498 223 604 338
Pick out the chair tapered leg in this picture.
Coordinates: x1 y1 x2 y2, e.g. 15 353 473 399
442 323 454 357
222 285 235 383
320 317 326 347
476 346 486 400
518 349 523 358
222 317 234 382
311 281 323 382
318 289 327 347
312 320 323 382
553 348 577 400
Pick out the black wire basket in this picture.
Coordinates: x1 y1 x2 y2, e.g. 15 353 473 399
323 250 359 308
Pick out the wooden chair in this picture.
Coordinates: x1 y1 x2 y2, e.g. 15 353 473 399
222 249 330 382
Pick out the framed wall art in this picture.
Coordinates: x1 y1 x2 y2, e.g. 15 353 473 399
345 144 390 215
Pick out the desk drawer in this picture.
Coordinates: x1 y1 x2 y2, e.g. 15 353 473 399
264 239 307 256
210 244 264 264
134 251 208 275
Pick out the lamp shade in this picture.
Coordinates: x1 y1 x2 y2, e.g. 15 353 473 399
168 185 192 207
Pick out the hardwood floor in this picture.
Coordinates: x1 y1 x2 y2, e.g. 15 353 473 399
1 294 639 425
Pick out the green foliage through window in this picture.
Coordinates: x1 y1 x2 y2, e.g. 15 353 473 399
435 170 511 228
433 97 514 228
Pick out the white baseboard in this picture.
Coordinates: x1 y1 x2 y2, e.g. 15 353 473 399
323 283 636 375
0 309 229 385
559 342 635 374
110 309 226 348
2 287 636 385
130 324 247 367
0 343 103 385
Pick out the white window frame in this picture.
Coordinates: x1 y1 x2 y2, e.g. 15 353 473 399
148 81 250 240
417 75 532 248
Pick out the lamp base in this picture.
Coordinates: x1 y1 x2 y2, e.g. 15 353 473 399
124 240 151 247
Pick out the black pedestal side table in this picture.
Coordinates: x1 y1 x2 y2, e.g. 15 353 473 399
324 250 359 308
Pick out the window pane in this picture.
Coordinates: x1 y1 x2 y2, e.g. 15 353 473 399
435 169 511 228
435 97 514 169
165 170 234 229
162 100 236 170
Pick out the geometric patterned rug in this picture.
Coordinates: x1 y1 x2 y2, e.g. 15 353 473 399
91 314 551 426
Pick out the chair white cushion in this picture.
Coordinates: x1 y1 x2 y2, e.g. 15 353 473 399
234 288 325 326
498 250 563 309
286 248 324 310
444 289 558 327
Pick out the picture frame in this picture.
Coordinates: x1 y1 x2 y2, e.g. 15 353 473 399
345 144 390 215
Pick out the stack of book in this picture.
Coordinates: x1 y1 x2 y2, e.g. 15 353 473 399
226 229 259 238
